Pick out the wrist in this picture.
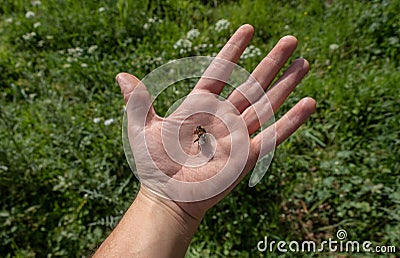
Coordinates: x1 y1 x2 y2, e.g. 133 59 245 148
137 185 202 232
130 186 202 257
94 185 202 257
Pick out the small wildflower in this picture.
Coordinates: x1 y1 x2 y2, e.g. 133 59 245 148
67 47 83 57
241 45 262 60
124 38 133 45
6 18 13 23
81 63 88 68
31 1 41 6
143 23 149 30
215 19 230 32
46 35 54 40
63 63 71 68
329 44 339 51
22 32 36 41
37 40 44 47
98 7 105 13
388 37 399 46
325 60 331 66
186 29 200 40
148 17 158 23
33 22 41 28
25 11 35 18
284 24 290 30
104 118 114 126
173 39 192 50
93 117 101 124
88 45 98 54
35 71 42 77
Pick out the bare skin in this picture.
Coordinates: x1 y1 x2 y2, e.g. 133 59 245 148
94 24 316 258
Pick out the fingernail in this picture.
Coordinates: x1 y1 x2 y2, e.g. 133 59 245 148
117 73 135 92
116 74 131 97
116 73 128 85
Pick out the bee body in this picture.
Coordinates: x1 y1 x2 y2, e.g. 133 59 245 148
194 125 207 144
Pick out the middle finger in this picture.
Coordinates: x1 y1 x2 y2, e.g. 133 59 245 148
227 35 298 113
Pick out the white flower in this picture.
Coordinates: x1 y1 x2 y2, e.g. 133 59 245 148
63 63 71 68
66 56 75 63
25 11 35 18
93 117 101 123
388 37 399 45
6 18 13 23
81 63 88 68
31 1 41 6
67 47 83 57
88 45 98 54
67 48 75 55
241 45 262 60
215 19 230 32
98 7 106 13
143 23 149 30
22 32 36 41
104 118 114 126
46 35 54 40
33 22 41 28
173 39 192 50
186 29 200 40
329 44 339 51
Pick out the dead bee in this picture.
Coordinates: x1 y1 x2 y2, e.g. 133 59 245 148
194 125 207 144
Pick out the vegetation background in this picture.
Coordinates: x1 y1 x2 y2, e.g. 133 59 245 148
0 0 399 257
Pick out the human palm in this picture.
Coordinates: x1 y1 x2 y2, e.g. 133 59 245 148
119 24 315 219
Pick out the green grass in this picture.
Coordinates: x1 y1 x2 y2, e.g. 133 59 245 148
1 0 399 257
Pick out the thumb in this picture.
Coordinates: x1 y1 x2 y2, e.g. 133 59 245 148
116 72 141 104
116 73 157 130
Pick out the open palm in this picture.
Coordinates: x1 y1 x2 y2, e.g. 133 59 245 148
118 24 315 219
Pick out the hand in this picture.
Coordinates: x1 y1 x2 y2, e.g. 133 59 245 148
119 24 315 219
95 24 315 257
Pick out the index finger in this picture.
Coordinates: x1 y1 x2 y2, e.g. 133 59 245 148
193 24 254 95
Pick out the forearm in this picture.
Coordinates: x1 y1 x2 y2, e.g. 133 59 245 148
93 186 201 258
